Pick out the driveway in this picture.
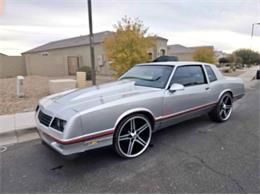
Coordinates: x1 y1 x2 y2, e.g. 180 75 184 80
0 82 259 193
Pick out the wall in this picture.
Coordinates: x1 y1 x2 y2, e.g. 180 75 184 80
25 55 68 76
173 53 194 61
0 54 26 78
24 43 114 77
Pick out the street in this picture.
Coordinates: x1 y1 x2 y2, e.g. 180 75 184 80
0 82 259 193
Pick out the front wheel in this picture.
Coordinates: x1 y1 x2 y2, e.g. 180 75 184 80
209 93 233 122
113 114 152 158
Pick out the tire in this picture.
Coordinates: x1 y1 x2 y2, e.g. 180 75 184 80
209 92 233 122
113 114 152 158
256 70 260 80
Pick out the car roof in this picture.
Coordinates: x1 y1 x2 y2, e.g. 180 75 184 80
137 61 215 67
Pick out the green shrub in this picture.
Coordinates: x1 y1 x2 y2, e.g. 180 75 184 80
78 66 92 80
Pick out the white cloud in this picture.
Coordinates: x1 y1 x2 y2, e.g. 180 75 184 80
0 0 259 55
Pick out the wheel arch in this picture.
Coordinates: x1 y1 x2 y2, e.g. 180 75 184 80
218 89 233 101
114 108 156 130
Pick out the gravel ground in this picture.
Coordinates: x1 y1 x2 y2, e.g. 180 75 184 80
0 75 114 115
220 68 247 77
0 76 50 115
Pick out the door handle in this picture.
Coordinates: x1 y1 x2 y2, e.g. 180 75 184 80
205 87 210 90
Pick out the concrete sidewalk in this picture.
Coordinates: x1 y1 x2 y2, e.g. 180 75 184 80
0 66 259 146
238 66 259 89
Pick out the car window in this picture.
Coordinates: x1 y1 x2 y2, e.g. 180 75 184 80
205 65 217 82
120 65 173 89
170 65 206 87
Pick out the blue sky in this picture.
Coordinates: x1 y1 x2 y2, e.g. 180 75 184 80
0 0 259 55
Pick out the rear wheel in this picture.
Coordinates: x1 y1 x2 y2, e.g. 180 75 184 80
113 114 152 158
209 93 233 122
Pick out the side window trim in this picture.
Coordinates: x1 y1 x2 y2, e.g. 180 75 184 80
170 64 207 87
202 64 210 84
165 66 176 89
204 64 217 83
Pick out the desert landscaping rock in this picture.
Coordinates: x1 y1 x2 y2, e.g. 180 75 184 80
0 75 114 115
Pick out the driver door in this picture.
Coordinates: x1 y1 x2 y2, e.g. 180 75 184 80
160 65 212 128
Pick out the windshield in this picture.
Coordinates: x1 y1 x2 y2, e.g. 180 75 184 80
120 65 174 89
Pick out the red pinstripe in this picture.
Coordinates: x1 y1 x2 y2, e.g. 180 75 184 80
156 101 217 121
43 129 114 145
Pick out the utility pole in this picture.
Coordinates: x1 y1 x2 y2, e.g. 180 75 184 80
251 23 260 38
250 23 260 66
88 0 96 85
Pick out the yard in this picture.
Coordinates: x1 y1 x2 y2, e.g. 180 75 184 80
0 75 114 115
219 68 247 77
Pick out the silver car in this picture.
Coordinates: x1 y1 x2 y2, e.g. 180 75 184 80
36 62 245 158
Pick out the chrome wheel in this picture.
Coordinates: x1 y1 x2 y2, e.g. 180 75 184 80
219 94 232 121
115 115 152 158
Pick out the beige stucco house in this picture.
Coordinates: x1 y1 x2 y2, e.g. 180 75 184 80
167 44 214 61
22 31 168 77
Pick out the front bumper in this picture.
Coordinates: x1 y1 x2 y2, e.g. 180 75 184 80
35 111 114 156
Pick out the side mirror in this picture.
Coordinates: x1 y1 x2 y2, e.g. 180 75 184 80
169 83 185 93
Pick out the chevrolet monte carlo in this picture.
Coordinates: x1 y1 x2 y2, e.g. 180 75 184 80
36 62 245 158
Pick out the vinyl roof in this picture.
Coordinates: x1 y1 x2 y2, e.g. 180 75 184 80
137 61 215 66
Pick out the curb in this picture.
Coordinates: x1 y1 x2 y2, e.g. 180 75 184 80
0 127 37 137
0 128 39 147
0 111 36 135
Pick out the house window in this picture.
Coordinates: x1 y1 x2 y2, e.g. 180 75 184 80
147 52 153 60
41 52 48 56
160 49 166 56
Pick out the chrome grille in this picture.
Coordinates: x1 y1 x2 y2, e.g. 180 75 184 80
38 110 52 127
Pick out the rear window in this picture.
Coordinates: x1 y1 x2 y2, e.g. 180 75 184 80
205 65 217 82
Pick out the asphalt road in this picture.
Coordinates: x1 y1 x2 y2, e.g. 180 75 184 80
0 82 259 193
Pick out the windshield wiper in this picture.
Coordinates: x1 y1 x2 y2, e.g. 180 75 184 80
121 76 161 81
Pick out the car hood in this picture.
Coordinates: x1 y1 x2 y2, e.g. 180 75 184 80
50 80 159 112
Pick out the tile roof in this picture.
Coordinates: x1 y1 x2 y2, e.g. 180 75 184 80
22 31 113 54
168 44 213 54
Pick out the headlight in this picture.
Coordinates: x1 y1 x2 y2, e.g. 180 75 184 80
51 118 67 132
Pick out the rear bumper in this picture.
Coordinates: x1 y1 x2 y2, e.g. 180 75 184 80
234 93 245 101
